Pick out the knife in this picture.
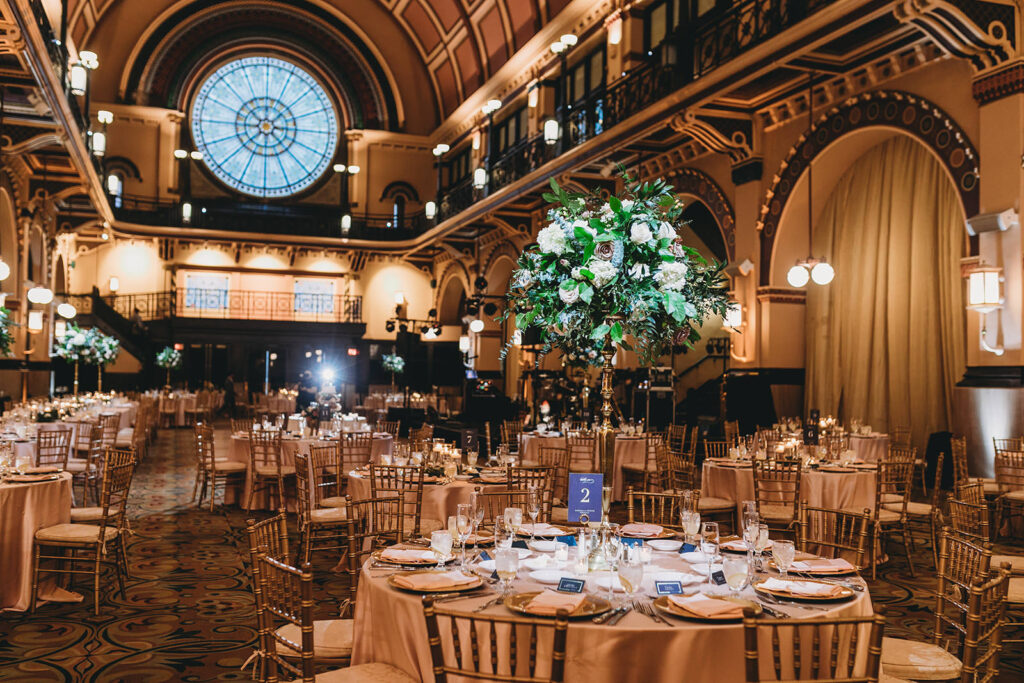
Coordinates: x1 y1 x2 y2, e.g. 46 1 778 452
607 607 631 625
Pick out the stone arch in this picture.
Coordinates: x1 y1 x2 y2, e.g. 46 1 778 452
758 90 979 285
434 258 472 324
667 167 736 261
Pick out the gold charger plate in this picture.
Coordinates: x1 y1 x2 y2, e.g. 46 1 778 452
817 467 857 473
372 547 454 566
716 461 752 468
387 570 483 593
504 591 612 619
6 473 61 483
767 560 859 576
516 525 572 538
654 594 761 621
753 577 856 602
464 533 495 547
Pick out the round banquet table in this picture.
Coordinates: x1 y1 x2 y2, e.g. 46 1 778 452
0 472 81 611
226 433 393 510
347 473 511 525
848 433 889 463
519 433 648 501
701 461 877 520
256 395 296 414
350 545 873 681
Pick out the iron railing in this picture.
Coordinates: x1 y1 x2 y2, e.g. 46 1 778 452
91 289 362 324
489 135 557 194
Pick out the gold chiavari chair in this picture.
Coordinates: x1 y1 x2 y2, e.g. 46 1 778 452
626 488 682 530
409 423 434 442
955 479 986 505
752 458 802 535
369 464 442 540
194 423 246 511
472 484 532 528
886 443 917 464
621 432 664 492
667 424 687 454
885 451 945 570
245 511 290 564
339 432 373 471
963 568 1012 683
114 411 148 460
158 395 176 428
703 440 730 460
891 425 911 448
98 413 120 449
422 595 570 683
991 437 1022 452
501 419 524 455
483 421 494 460
308 443 347 508
232 417 256 434
67 424 103 505
566 431 597 472
35 427 72 469
854 459 915 580
375 420 400 437
537 445 570 523
797 504 870 570
253 553 413 683
742 611 886 682
993 448 1024 540
686 424 700 460
247 429 294 511
881 529 994 681
31 448 135 615
951 434 971 486
293 453 347 565
68 419 95 458
509 465 554 519
723 419 739 445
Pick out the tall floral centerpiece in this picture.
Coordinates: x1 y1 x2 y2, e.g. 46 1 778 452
382 353 405 391
504 176 729 476
0 306 14 358
156 346 182 387
92 331 120 392
55 323 96 395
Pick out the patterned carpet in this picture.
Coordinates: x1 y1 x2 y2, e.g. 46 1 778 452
0 427 1021 682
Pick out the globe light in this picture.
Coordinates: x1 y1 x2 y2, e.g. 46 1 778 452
459 335 471 352
0 259 10 281
810 261 835 285
27 286 54 304
57 302 77 319
174 149 188 159
469 319 485 333
786 264 810 288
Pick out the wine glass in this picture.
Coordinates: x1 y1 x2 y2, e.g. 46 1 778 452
430 530 453 572
601 535 621 603
456 503 473 571
701 521 719 585
504 507 523 535
754 523 770 571
680 510 700 546
494 547 519 598
618 547 644 606
722 554 749 596
466 448 479 470
494 517 513 550
772 539 795 578
526 487 541 543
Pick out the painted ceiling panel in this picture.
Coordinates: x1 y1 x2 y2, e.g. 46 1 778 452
433 57 460 116
454 37 482 97
478 5 508 71
402 0 442 53
507 0 538 50
430 0 462 32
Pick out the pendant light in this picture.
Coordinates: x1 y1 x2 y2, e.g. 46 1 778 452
787 72 835 288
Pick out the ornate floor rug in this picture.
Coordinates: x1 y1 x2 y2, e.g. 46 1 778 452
1 427 1021 681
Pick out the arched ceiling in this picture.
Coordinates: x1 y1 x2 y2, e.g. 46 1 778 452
64 0 575 130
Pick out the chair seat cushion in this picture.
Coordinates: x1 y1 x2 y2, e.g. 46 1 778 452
115 428 134 447
884 501 934 516
286 662 416 683
1009 577 1024 604
621 463 654 474
698 496 735 512
65 459 89 473
1004 489 1024 502
991 554 1024 575
759 504 795 522
210 460 247 473
276 618 353 659
69 507 105 522
881 637 962 680
982 480 1001 496
35 523 118 543
879 493 901 504
320 496 348 508
519 460 540 468
843 506 901 523
255 465 296 477
311 507 347 523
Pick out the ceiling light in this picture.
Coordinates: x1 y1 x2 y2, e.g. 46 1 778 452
96 110 113 125
786 264 810 288
550 41 565 54
473 168 487 190
810 261 835 285
560 34 578 47
469 319 485 333
190 150 203 161
101 232 109 240
57 302 77 319
347 165 360 174
27 286 54 304
0 260 10 281
459 335 471 353
69 62 87 96
544 119 560 145
174 149 188 159
425 201 436 220
108 276 120 292
91 130 106 157
333 163 346 172
79 50 98 69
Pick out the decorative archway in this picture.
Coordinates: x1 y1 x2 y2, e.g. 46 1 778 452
757 90 979 285
667 167 736 261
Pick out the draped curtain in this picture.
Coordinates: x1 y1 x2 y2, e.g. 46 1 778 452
805 135 966 450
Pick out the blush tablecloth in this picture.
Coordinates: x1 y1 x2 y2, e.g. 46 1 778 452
849 434 889 463
520 433 649 501
226 433 393 510
346 473 481 525
351 546 873 681
0 472 81 611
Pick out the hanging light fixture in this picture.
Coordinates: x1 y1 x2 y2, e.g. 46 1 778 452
27 310 43 332
473 167 487 190
459 335 471 353
57 302 77 319
27 286 53 304
543 119 560 145
0 259 10 281
424 201 436 220
787 73 834 288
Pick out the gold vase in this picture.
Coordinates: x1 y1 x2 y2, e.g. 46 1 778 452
73 361 79 396
97 365 102 393
166 367 171 388
597 327 618 481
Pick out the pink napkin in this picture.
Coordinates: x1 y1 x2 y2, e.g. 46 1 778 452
621 523 663 537
668 594 743 618
759 578 845 597
391 571 478 591
525 589 586 616
790 558 856 573
381 548 439 563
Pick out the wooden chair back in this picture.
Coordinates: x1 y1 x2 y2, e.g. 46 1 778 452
626 488 682 529
369 464 425 540
254 553 315 682
472 485 531 528
703 440 730 459
962 568 1011 683
724 419 739 445
99 413 120 447
248 429 284 477
874 460 913 521
951 435 969 484
97 448 136 543
509 466 554 520
308 443 342 503
293 453 314 526
797 505 870 570
339 433 373 471
537 445 570 505
667 424 687 454
993 448 1024 494
245 511 290 564
933 528 992 654
948 499 990 545
566 432 597 471
954 479 985 505
231 417 256 434
886 444 917 464
36 427 72 469
752 458 802 521
376 420 400 437
501 419 523 453
891 425 911 448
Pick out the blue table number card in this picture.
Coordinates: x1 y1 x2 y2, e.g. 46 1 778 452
711 570 727 586
557 577 585 594
655 581 683 595
568 473 603 522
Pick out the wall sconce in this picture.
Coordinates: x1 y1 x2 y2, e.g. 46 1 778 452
0 259 10 281
91 130 106 157
340 214 351 234
346 165 360 175
560 34 578 48
473 168 487 190
108 276 120 292
174 148 188 159
56 302 76 319
424 201 436 220
606 14 623 45
482 99 502 115
54 319 67 338
459 335 471 353
723 302 743 331
966 265 1004 355
190 150 203 161
528 86 539 108
543 119 560 145
469 319 484 333
182 201 193 224
472 131 481 150
69 61 87 95
27 310 43 332
432 144 449 157
27 286 53 305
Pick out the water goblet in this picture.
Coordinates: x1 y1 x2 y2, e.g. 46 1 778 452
722 554 749 596
494 547 519 598
503 507 523 535
772 539 795 578
456 503 473 571
701 521 720 585
526 487 541 543
680 510 701 546
494 517 513 550
618 547 644 606
430 530 453 571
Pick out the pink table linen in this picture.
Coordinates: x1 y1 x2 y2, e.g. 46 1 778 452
520 434 648 500
0 472 81 611
849 434 889 463
346 473 481 525
351 550 873 682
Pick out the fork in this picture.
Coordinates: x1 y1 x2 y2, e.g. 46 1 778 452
757 592 830 611
473 595 504 612
634 599 675 627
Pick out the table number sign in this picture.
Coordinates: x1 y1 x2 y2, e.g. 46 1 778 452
655 581 684 595
710 570 727 586
804 409 820 446
557 577 585 594
568 473 603 522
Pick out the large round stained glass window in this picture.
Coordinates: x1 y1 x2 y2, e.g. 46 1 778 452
190 56 339 198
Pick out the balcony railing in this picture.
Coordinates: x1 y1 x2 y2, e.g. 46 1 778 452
90 289 363 324
112 193 433 240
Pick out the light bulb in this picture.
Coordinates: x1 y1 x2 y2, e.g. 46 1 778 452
27 286 54 304
0 260 9 280
810 261 834 285
424 201 436 219
786 264 810 288
57 302 77 319
469 319 485 333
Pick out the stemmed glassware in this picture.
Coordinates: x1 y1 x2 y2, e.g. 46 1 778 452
494 517 513 550
722 554 749 596
754 523 770 571
701 521 719 586
772 539 795 578
430 530 453 571
455 503 473 571
526 487 541 544
618 547 644 605
494 547 518 598
601 532 621 603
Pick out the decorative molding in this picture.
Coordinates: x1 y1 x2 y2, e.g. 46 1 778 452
972 62 1024 103
666 167 736 262
668 112 755 165
894 0 1016 74
756 287 807 304
757 89 980 286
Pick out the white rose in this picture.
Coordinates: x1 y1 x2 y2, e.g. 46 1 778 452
628 263 650 280
72 334 85 345
559 286 580 304
537 224 567 255
630 221 654 245
587 259 618 288
572 219 595 236
621 200 634 213
657 221 676 240
654 261 689 291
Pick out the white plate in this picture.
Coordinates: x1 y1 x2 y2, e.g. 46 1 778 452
476 559 495 572
679 551 711 564
529 540 565 553
687 563 723 577
647 540 683 552
529 570 571 584
651 571 704 586
523 556 553 570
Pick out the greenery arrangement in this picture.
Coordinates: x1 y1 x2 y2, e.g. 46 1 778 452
54 323 99 363
503 175 730 365
0 306 14 357
382 353 405 374
156 346 183 369
93 331 120 366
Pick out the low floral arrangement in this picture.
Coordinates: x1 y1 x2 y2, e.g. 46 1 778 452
156 346 182 369
382 354 405 374
0 306 14 357
503 176 730 365
34 408 61 423
55 323 97 364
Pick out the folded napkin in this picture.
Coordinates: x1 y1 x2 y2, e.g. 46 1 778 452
6 473 56 482
668 594 743 618
620 523 663 537
720 539 760 552
381 548 439 563
391 571 478 591
759 578 844 597
790 558 855 573
24 466 61 474
525 589 586 616
520 523 565 536
466 532 494 544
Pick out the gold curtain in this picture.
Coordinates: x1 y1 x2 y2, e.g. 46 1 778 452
805 135 966 450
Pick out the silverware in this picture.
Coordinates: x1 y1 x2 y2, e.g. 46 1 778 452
791 572 865 591
433 588 493 603
752 599 788 619
608 606 631 625
473 595 504 612
757 592 831 611
592 606 622 624
633 599 674 627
